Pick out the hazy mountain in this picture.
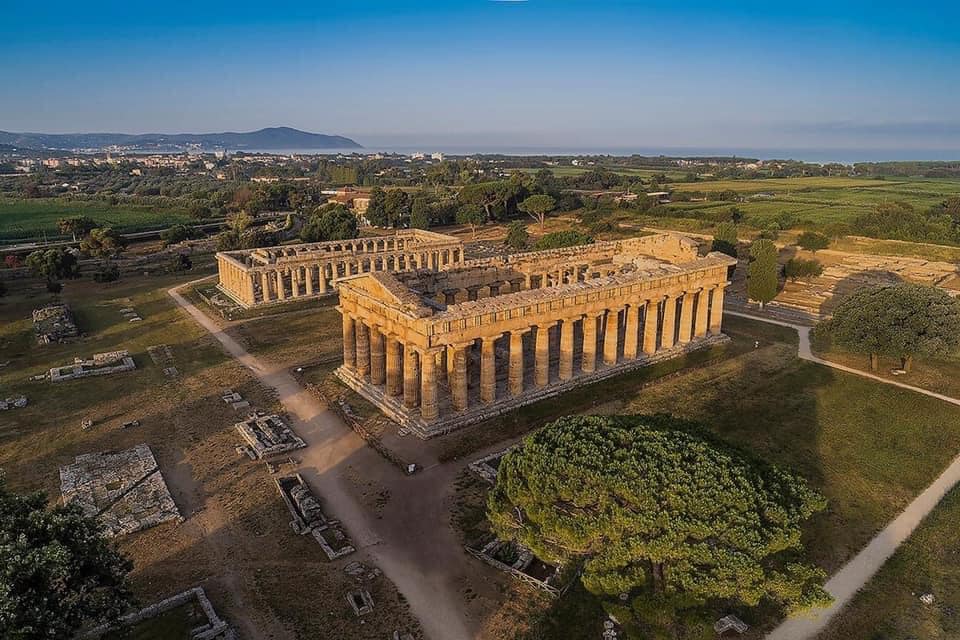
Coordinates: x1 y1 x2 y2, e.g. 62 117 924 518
0 127 362 151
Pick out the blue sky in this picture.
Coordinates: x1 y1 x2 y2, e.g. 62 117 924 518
2 0 959 152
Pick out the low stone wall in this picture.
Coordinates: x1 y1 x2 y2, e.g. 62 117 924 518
336 334 730 439
80 586 230 639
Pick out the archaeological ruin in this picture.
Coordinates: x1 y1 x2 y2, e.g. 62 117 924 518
216 229 465 308
334 233 736 437
59 444 182 537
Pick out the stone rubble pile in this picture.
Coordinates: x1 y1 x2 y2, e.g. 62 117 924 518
32 303 80 344
275 474 356 560
59 444 182 537
0 395 27 410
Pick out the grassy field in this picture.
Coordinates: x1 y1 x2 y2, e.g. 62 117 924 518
0 197 191 241
0 272 422 640
515 165 689 180
818 487 960 640
665 176 960 227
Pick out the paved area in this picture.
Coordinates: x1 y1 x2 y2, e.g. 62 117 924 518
170 281 488 640
726 311 960 639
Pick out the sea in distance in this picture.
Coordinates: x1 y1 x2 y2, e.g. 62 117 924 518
239 145 960 165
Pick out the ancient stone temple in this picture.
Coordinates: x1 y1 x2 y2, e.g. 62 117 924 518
216 229 465 308
335 234 736 437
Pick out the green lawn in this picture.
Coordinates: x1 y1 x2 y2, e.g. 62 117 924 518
103 603 201 640
817 487 960 640
0 197 191 241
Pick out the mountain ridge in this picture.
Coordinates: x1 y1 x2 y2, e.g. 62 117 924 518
0 126 362 151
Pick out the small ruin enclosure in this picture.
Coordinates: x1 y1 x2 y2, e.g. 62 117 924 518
32 303 80 344
59 444 182 537
80 586 232 640
0 395 27 410
336 233 736 437
49 350 136 382
468 539 565 596
468 445 517 484
216 228 465 308
235 412 306 458
276 474 355 560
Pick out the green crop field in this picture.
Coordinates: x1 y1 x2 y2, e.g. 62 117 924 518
0 198 191 242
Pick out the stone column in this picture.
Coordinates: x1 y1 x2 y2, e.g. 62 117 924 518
582 314 598 373
341 314 356 369
603 308 621 366
403 346 420 408
694 288 710 337
260 272 271 303
385 337 402 396
710 286 726 334
291 268 301 298
661 295 677 349
277 271 288 300
420 351 438 421
451 345 469 412
480 336 497 403
559 317 576 380
509 331 526 396
319 264 329 294
369 327 385 385
305 266 316 295
623 304 640 359
355 321 370 378
642 301 659 355
535 323 554 387
678 292 694 344
244 273 255 305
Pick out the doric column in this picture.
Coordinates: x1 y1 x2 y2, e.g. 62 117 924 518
642 300 659 355
694 288 710 337
244 273 255 305
277 271 288 300
443 289 458 305
451 345 469 412
710 286 726 334
582 314 599 373
305 266 316 295
603 307 621 366
260 272 271 302
480 336 497 403
369 327 385 385
355 321 370 378
341 313 356 369
385 337 402 396
559 317 576 380
535 322 554 387
291 268 301 298
420 351 439 421
623 304 640 359
661 295 677 349
319 264 329 294
678 292 694 344
403 345 420 408
509 330 527 396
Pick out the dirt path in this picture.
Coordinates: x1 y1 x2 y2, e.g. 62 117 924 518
726 311 960 639
169 282 482 640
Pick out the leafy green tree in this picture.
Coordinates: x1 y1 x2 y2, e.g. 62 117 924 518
813 283 960 372
797 231 830 253
533 230 594 250
160 224 197 247
711 222 739 258
0 473 133 639
783 258 823 281
518 194 556 230
488 415 830 632
56 216 97 241
227 211 253 233
384 189 412 227
365 187 389 227
504 221 529 250
410 197 431 229
25 248 80 282
80 228 126 259
747 239 779 308
459 183 501 222
300 205 359 242
456 204 485 239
